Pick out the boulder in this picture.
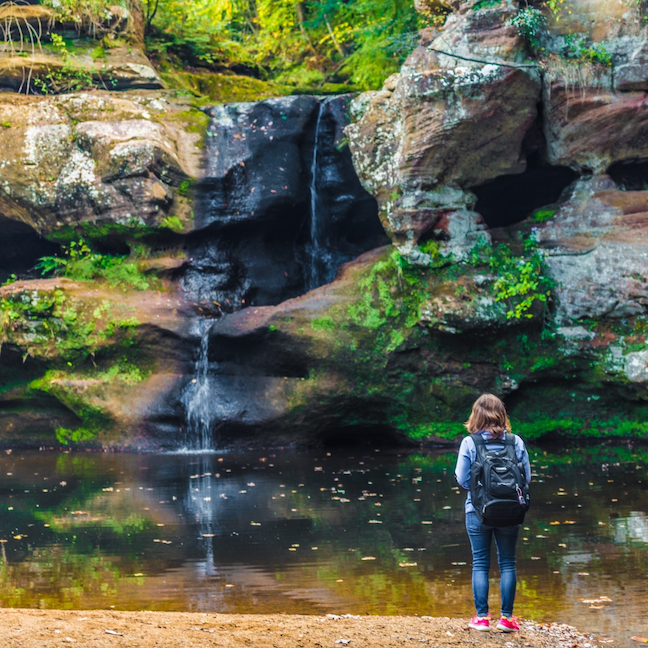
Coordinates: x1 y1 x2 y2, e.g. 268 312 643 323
346 1 541 252
0 92 201 240
537 175 648 322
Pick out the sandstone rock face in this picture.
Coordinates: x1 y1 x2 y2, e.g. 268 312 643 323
346 1 541 253
546 0 638 41
543 72 648 172
538 176 648 322
0 92 199 239
6 0 648 449
0 277 192 448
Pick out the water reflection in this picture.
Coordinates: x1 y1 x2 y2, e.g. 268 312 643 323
0 446 647 646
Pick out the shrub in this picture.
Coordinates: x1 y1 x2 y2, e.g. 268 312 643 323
36 239 154 291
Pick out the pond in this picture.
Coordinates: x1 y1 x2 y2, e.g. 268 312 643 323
0 444 646 647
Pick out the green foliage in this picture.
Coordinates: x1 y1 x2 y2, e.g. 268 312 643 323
401 421 466 441
488 241 551 320
91 45 107 60
0 121 10 128
41 0 130 36
562 33 612 66
311 316 336 332
159 69 293 104
36 239 153 292
144 0 435 91
418 240 447 267
55 426 97 445
472 0 501 9
514 416 648 440
176 179 195 197
160 215 184 233
32 361 147 445
507 7 546 50
349 250 421 331
33 34 97 94
532 207 557 223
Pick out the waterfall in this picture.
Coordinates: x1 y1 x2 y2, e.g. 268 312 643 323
182 319 216 452
307 98 334 291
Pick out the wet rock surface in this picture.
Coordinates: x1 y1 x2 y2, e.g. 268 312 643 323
183 95 387 309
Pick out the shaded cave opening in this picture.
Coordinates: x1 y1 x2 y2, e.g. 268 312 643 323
0 216 61 284
607 160 648 190
318 425 413 448
472 157 578 228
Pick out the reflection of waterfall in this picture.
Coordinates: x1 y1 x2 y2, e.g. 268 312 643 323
186 457 218 579
307 98 334 291
182 320 216 452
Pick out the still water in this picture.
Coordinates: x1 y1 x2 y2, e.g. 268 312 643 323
0 445 646 645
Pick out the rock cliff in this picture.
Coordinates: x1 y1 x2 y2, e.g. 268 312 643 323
3 0 648 449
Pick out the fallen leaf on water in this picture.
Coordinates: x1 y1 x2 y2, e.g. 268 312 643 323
581 597 612 604
631 638 648 643
361 556 376 561
104 630 123 636
399 562 417 567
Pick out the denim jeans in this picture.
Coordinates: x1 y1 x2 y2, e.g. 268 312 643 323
465 511 520 618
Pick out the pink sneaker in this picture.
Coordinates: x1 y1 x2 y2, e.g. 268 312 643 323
496 615 520 632
468 613 492 631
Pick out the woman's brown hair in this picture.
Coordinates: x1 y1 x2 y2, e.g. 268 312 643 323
464 393 511 439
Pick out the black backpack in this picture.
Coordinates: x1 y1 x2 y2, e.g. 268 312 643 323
469 432 530 527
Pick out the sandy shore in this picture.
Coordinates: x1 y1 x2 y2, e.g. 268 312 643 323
0 610 600 648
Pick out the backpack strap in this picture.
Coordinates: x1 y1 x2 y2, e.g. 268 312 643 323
470 433 487 462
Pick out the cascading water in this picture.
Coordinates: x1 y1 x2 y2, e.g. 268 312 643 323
182 320 216 451
175 95 386 446
307 98 335 291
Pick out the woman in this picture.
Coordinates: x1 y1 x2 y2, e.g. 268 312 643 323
454 393 531 633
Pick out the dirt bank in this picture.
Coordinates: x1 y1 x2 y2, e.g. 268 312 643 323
0 610 600 648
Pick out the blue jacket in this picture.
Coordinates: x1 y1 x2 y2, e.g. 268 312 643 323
455 431 531 514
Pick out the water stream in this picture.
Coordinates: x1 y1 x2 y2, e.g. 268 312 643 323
307 98 334 291
181 320 216 452
0 444 646 647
